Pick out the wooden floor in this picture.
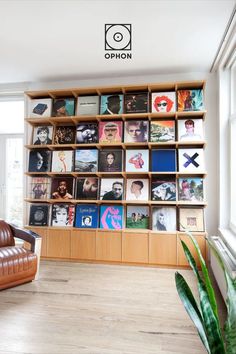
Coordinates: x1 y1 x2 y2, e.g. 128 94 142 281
0 261 226 354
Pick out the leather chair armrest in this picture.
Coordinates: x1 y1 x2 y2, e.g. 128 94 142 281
9 224 41 253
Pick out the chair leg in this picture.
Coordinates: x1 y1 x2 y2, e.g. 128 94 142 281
34 237 42 280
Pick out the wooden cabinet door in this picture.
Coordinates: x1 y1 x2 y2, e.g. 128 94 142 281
96 231 122 261
149 233 177 265
177 233 206 267
47 229 71 259
71 230 96 260
122 232 149 263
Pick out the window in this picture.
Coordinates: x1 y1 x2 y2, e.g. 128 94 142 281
230 64 236 233
0 97 24 226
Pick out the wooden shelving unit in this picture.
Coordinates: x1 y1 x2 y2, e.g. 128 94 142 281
24 80 207 267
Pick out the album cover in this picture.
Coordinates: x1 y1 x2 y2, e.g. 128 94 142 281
51 150 74 172
98 121 123 143
51 177 74 199
29 204 50 226
28 149 52 172
151 178 176 201
126 205 149 229
151 92 176 113
152 206 176 232
124 120 149 143
179 207 205 232
125 149 149 172
124 92 148 113
98 149 123 172
178 148 205 173
100 94 123 115
52 98 75 117
76 177 99 200
126 178 149 201
150 120 175 142
178 178 204 202
177 89 204 111
76 96 100 115
29 98 52 118
51 203 75 227
29 177 51 200
100 178 124 200
178 119 203 142
75 204 99 228
76 122 98 144
151 149 176 172
74 149 98 172
53 126 76 145
32 125 53 145
100 205 124 229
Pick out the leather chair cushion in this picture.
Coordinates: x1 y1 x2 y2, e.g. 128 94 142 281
0 246 37 288
0 221 15 248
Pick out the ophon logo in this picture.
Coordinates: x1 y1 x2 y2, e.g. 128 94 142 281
104 24 132 59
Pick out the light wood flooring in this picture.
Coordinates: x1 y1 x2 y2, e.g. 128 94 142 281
0 261 226 354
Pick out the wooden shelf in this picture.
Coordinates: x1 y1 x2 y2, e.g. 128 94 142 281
25 80 207 267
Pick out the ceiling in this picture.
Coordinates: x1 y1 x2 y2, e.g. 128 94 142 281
0 0 235 85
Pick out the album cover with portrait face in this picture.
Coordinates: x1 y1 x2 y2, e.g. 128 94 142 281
100 94 123 115
76 122 98 144
52 98 75 117
98 121 123 144
126 205 149 229
126 178 149 201
51 177 74 200
98 149 123 172
76 177 99 200
32 125 53 145
124 92 148 113
100 178 124 200
178 119 203 142
151 92 176 113
51 203 75 227
53 126 76 145
152 206 176 232
124 120 149 143
29 204 50 226
28 149 52 172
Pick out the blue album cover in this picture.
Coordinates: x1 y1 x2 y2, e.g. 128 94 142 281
151 149 176 172
75 204 98 228
100 205 123 230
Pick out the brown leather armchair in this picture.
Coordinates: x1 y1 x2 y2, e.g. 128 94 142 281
0 220 41 290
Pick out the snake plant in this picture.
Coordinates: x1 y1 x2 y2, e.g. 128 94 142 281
175 231 236 354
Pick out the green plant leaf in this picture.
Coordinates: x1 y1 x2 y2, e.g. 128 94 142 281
207 239 236 354
181 240 226 354
175 271 210 353
185 229 219 320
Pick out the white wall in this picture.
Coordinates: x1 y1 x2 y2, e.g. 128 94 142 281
4 71 218 235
